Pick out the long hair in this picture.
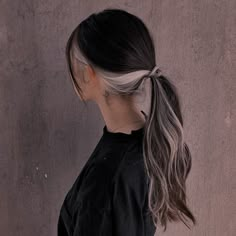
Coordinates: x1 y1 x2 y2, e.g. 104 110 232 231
65 8 196 231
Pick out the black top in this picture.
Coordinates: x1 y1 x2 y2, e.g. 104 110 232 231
57 125 156 236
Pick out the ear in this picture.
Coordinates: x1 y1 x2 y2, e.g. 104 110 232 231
86 65 94 77
86 65 99 85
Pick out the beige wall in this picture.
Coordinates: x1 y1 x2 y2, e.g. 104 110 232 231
0 0 235 235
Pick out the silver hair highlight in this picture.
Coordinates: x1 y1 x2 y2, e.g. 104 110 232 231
71 38 159 118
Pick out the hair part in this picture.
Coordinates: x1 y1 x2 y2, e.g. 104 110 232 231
65 8 197 231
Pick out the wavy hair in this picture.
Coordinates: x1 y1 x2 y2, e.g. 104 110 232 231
65 8 196 231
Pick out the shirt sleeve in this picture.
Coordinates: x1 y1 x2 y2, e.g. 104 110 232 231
111 157 148 236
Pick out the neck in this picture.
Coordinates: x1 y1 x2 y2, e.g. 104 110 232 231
96 95 145 134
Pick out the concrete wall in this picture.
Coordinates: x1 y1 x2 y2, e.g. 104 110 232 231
0 0 235 235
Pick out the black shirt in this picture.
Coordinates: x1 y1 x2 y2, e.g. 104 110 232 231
57 125 156 236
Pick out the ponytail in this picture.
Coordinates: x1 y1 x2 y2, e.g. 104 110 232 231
142 71 197 231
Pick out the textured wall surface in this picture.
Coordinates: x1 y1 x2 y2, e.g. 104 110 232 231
0 0 235 235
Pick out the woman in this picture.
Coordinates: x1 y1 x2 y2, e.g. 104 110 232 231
57 8 196 236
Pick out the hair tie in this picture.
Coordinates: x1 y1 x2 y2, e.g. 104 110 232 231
148 65 159 76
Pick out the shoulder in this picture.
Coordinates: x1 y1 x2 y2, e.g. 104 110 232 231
116 151 147 182
115 140 148 182
71 142 148 211
71 147 129 210
111 148 149 206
